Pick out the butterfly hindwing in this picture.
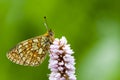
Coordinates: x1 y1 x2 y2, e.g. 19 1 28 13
7 35 50 66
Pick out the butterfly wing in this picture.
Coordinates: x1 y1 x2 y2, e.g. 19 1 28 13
7 35 51 66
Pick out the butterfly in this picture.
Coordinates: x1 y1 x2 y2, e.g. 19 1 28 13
6 17 54 66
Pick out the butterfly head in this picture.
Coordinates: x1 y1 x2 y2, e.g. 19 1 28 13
44 29 54 44
48 29 54 36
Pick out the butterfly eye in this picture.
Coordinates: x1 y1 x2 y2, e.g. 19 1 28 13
50 32 53 36
48 29 54 36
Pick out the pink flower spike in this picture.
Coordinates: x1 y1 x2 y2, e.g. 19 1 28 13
48 36 76 80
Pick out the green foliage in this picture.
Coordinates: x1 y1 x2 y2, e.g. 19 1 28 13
0 0 120 80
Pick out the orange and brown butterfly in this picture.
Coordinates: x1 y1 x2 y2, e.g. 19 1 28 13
6 16 54 66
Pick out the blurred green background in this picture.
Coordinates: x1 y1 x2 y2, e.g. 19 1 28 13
0 0 120 80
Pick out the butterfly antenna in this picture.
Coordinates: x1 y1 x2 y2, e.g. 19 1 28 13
44 16 49 31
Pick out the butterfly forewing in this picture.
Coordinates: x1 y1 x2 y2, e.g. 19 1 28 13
7 31 54 66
